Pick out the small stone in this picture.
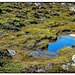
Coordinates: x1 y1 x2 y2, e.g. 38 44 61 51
7 50 16 56
62 64 68 70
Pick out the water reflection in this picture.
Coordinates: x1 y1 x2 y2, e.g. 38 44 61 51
30 35 75 56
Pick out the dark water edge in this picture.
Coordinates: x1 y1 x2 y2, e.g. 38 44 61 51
30 34 75 56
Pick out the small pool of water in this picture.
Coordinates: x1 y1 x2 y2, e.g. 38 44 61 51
48 35 75 53
30 35 75 55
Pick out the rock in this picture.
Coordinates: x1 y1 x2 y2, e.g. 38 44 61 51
72 54 75 62
62 64 68 70
7 50 16 56
61 3 66 6
34 2 41 6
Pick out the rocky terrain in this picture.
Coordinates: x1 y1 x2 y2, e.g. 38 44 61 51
0 2 75 73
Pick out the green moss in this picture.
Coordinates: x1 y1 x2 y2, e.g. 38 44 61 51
0 2 75 73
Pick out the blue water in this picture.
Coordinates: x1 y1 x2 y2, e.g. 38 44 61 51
30 35 75 55
48 35 75 52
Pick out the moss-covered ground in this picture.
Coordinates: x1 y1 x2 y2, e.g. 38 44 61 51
0 2 75 73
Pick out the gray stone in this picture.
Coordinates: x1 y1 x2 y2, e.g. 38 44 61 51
62 64 68 70
34 2 41 6
7 50 16 56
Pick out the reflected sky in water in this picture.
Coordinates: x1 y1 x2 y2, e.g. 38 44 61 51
48 35 75 52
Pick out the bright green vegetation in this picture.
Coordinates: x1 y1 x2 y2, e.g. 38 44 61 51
0 2 75 73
